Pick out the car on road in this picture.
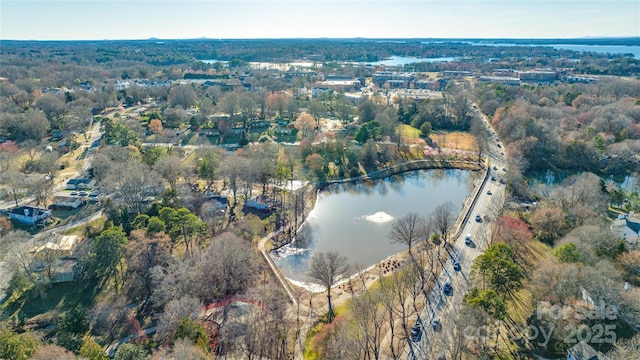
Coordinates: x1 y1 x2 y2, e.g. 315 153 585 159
475 215 482 222
90 190 99 196
443 282 453 295
502 167 507 172
490 175 496 181
432 317 440 330
453 261 461 271
70 191 79 196
79 191 88 196
493 166 497 170
487 189 492 195
465 233 472 245
410 322 423 342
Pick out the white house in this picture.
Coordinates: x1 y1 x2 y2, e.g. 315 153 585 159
51 196 84 209
611 212 640 246
9 206 52 226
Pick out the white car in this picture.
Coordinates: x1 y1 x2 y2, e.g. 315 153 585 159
465 233 472 245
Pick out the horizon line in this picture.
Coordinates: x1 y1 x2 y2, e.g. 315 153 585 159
2 36 640 42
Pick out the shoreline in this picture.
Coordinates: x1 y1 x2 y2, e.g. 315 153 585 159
270 158 484 295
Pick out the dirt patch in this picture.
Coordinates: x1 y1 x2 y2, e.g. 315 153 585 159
431 131 477 152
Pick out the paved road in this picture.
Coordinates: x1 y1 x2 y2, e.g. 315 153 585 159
406 106 507 360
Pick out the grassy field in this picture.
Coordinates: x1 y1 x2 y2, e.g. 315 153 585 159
2 279 100 321
399 124 421 138
431 131 477 151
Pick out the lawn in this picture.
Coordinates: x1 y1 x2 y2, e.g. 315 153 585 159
2 279 100 320
430 131 477 151
398 124 421 139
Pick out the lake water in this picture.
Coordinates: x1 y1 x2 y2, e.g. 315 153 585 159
459 41 640 58
355 56 457 66
273 169 476 285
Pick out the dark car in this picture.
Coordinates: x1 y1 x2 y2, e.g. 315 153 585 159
487 189 492 195
443 282 453 295
432 318 440 330
410 322 422 342
491 175 496 181
475 215 482 222
453 261 461 271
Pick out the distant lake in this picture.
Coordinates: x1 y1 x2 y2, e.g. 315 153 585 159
462 41 640 58
355 56 457 66
273 169 475 285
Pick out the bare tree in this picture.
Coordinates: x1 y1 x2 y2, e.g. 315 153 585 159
349 290 386 360
470 117 491 164
307 251 349 322
169 85 198 109
220 153 248 209
0 169 27 207
105 162 162 214
387 212 428 259
432 201 456 245
156 295 202 342
154 154 187 190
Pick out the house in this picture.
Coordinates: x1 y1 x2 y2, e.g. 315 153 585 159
9 206 52 226
65 178 96 190
611 212 640 246
567 341 608 360
32 235 79 258
50 196 84 209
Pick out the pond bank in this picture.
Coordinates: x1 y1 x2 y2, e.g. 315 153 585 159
318 158 483 189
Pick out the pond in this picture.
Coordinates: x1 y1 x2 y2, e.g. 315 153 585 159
273 169 477 287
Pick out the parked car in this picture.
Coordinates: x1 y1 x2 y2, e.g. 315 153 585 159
487 189 492 195
475 215 482 222
78 191 88 196
410 322 422 342
465 233 472 245
432 318 440 330
70 191 79 196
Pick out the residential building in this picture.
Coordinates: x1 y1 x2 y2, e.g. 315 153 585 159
479 76 521 85
50 196 84 209
9 206 52 226
65 178 96 190
611 212 640 246
566 341 608 360
517 70 557 83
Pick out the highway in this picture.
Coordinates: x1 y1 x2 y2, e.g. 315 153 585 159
407 106 507 360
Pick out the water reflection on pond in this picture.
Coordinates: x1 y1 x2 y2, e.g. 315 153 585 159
273 169 476 284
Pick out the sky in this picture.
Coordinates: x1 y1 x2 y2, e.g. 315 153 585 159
1 0 639 40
